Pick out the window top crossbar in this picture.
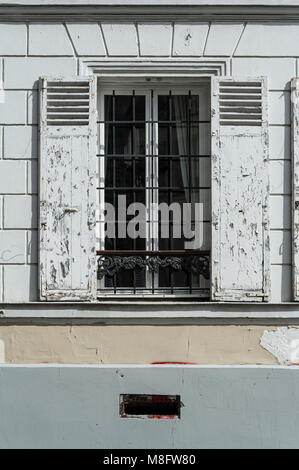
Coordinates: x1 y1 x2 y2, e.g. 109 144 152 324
98 120 210 124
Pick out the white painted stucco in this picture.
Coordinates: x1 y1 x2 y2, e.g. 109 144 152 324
261 327 299 364
0 19 292 304
0 2 297 449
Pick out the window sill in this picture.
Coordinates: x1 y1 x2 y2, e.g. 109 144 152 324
1 301 299 322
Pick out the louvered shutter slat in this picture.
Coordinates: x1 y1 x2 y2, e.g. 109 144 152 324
39 76 97 301
219 81 263 127
45 81 90 127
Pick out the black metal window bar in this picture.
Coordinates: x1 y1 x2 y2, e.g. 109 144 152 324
97 88 211 296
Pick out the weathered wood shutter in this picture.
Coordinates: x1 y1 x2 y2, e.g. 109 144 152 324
211 77 270 302
292 78 299 301
39 76 97 301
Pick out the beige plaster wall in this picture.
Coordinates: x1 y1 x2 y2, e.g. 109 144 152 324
0 325 283 364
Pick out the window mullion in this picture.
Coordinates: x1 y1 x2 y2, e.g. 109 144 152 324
152 90 159 291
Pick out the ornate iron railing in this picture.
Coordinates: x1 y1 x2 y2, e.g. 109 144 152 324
97 250 210 286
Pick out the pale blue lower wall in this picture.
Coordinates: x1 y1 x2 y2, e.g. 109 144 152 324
0 364 298 449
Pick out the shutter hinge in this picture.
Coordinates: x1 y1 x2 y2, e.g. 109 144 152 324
63 207 79 214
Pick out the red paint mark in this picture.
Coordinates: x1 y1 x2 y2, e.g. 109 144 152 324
151 415 176 419
151 361 196 365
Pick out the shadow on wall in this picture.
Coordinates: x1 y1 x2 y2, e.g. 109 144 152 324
29 82 39 301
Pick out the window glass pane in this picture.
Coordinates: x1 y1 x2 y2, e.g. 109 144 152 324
99 90 209 294
158 95 199 156
158 94 200 288
104 94 146 288
115 95 132 121
105 96 146 156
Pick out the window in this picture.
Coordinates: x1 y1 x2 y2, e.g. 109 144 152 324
39 75 270 303
96 82 211 297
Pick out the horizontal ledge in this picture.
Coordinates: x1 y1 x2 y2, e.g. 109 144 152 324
4 3 299 20
4 1 299 6
0 364 295 372
0 364 295 371
1 302 299 321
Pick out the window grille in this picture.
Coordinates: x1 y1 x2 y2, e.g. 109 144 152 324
96 88 210 296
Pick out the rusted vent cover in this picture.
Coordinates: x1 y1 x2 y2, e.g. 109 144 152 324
120 394 181 419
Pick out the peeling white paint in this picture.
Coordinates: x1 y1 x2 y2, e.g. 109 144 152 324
260 327 299 364
39 76 97 301
211 76 270 302
291 78 299 301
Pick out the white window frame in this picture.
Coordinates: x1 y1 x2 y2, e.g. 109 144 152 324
97 80 211 298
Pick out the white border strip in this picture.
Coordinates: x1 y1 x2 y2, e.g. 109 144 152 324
2 303 299 319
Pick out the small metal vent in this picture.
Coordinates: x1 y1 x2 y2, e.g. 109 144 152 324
219 81 262 126
120 394 181 419
46 81 90 126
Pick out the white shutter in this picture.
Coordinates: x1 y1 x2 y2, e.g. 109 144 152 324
292 78 299 301
211 77 270 302
39 76 97 301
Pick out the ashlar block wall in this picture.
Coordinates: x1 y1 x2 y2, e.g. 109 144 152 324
0 21 294 302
